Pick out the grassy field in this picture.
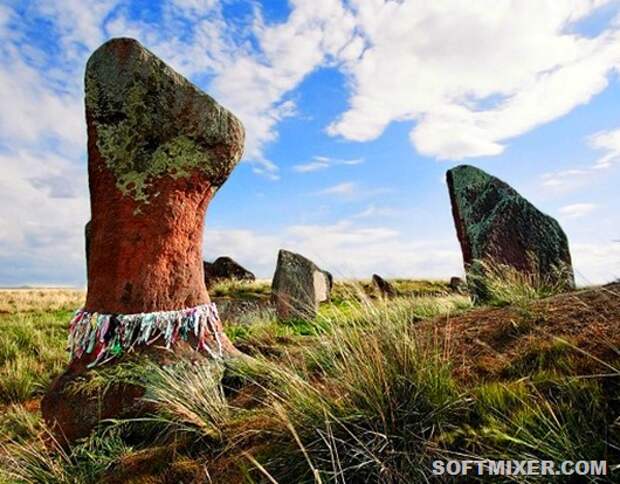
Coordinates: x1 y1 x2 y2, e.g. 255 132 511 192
0 276 618 483
0 289 82 407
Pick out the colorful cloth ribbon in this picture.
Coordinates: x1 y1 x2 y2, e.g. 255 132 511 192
67 303 224 368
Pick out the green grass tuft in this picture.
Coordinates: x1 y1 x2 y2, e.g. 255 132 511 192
0 311 70 404
470 258 573 306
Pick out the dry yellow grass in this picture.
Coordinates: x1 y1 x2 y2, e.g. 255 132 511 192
0 289 85 313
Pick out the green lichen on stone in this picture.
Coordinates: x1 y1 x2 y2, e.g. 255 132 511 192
85 38 244 204
271 249 332 321
447 165 574 297
448 165 510 260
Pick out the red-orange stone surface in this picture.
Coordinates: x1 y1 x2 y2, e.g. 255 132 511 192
84 38 244 314
85 160 213 313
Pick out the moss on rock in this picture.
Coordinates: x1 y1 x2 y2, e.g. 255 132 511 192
446 165 574 300
85 37 244 203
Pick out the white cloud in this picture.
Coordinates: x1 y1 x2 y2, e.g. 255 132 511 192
170 0 218 14
313 181 392 201
540 126 620 191
571 241 620 285
34 0 119 55
0 150 89 285
315 181 358 197
342 159 364 166
559 202 598 218
327 0 620 160
293 155 364 173
92 0 360 175
204 221 462 280
0 5 14 38
0 47 84 155
203 228 280 272
8 1 620 170
352 204 398 219
1 0 346 284
294 161 331 173
541 169 591 190
205 0 359 173
0 0 355 177
589 127 620 168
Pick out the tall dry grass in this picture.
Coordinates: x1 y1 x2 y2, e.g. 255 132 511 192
468 258 573 306
0 289 84 313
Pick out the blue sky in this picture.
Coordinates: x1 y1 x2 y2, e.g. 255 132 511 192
0 0 619 287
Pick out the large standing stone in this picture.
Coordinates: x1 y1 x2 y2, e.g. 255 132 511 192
42 38 244 443
271 250 332 320
204 256 255 288
83 37 244 314
446 165 574 300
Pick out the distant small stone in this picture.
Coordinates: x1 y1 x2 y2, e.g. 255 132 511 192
446 165 574 300
449 276 466 293
204 257 255 288
271 249 332 320
372 274 396 298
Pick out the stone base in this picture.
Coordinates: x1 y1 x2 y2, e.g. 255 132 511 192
42 304 240 445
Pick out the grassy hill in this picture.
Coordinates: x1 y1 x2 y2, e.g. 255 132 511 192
0 277 618 483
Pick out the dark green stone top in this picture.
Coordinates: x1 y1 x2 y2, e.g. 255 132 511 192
85 38 244 204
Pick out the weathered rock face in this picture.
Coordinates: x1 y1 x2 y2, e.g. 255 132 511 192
372 274 396 298
84 37 244 314
271 250 332 320
204 256 255 288
84 220 91 274
42 37 244 444
446 165 574 299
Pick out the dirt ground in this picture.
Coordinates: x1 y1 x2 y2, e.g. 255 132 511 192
426 282 620 381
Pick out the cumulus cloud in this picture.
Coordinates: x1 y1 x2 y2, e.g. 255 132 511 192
206 0 360 174
93 0 360 175
0 150 89 286
327 0 620 160
7 1 620 170
0 48 84 154
0 3 107 286
34 0 119 54
0 0 355 176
